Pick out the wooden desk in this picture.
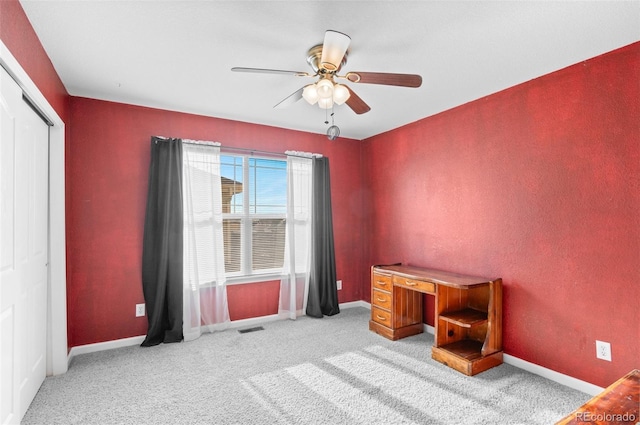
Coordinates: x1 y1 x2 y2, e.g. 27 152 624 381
556 369 639 424
369 264 503 376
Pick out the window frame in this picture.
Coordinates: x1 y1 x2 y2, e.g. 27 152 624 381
220 153 287 282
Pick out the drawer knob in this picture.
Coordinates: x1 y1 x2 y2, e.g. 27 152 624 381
406 280 417 286
376 297 386 302
376 315 387 321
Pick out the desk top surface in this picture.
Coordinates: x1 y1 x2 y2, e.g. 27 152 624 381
373 264 499 288
556 369 639 424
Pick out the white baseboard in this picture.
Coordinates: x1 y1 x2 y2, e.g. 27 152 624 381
66 303 361 364
68 335 145 363
227 313 281 330
503 354 603 396
67 301 604 396
340 300 370 309
369 301 602 396
67 314 283 365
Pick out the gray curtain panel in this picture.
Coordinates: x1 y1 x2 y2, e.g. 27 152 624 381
306 156 340 318
141 137 184 346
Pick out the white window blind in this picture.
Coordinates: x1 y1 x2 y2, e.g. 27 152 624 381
221 155 287 276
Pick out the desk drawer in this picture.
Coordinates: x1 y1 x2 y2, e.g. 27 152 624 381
371 306 392 326
393 275 435 294
372 273 392 291
372 289 392 310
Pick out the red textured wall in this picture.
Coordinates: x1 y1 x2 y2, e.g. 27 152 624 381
0 0 68 120
5 0 638 388
227 280 280 321
363 42 640 388
66 97 365 347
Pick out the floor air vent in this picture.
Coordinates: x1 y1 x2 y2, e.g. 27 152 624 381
238 326 264 334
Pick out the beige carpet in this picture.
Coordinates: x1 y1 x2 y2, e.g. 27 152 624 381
23 307 590 424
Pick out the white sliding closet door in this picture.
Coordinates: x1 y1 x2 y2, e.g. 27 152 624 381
0 65 49 425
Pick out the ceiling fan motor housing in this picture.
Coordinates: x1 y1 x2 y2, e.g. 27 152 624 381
307 44 348 74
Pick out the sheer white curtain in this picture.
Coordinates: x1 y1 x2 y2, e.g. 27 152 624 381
279 152 317 319
182 141 230 341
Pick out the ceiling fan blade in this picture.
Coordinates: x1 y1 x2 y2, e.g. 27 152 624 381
345 72 422 88
274 87 304 109
320 30 351 71
345 87 370 115
232 67 310 77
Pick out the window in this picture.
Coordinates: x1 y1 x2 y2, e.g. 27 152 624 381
220 155 287 277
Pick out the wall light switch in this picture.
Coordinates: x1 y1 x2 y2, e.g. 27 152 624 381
337 280 342 290
136 303 145 317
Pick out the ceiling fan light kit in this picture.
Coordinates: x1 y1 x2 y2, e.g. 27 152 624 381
332 84 350 105
232 29 422 134
302 84 319 104
316 78 334 99
302 79 350 109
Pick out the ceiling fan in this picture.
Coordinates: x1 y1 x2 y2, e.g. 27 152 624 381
231 30 422 115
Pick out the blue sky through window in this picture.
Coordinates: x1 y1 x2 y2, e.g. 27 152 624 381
221 155 287 214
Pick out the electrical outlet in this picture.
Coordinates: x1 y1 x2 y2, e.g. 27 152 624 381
136 303 145 317
595 340 612 361
337 280 342 290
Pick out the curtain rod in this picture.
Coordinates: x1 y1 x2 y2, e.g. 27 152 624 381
220 145 286 158
223 147 323 159
183 139 220 147
156 136 322 159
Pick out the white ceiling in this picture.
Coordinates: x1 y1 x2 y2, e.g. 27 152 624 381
20 1 639 140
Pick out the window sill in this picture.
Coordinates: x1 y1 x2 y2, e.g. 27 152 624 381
225 273 283 286
198 271 306 287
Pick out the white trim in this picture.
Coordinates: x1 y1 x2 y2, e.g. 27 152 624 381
225 273 282 286
67 302 364 362
339 300 370 310
227 313 281 330
0 39 68 376
503 354 603 396
65 298 604 397
68 336 146 360
361 299 600 395
66 314 284 364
